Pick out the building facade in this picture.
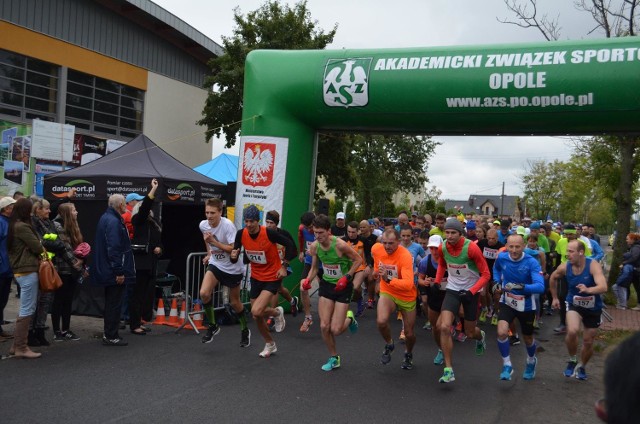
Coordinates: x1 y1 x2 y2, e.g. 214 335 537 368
0 0 221 194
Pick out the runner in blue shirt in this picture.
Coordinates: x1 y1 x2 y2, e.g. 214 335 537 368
493 234 545 380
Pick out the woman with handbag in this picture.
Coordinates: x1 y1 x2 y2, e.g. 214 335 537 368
51 203 88 341
7 198 44 358
30 199 81 346
129 179 163 335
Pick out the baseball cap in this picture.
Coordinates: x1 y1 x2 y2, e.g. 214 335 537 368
493 220 501 225
530 222 541 230
125 193 144 203
466 221 476 230
500 219 510 229
516 226 526 236
336 212 345 220
427 235 443 248
411 211 417 217
0 196 16 211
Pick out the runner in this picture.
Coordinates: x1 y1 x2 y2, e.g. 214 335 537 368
358 220 379 313
230 205 296 358
265 210 299 330
298 211 319 332
398 224 425 342
417 234 448 365
493 234 545 380
476 228 504 325
371 229 418 370
303 214 362 371
342 221 367 317
550 239 607 380
435 219 491 383
429 213 446 238
198 198 249 347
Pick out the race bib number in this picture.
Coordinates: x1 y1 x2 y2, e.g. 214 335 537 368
505 292 525 312
380 263 398 280
246 250 267 264
323 264 343 278
211 249 228 262
483 248 498 260
573 295 595 309
447 263 471 278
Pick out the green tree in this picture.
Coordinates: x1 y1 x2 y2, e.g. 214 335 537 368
503 0 640 284
198 1 337 147
521 159 565 220
316 134 440 218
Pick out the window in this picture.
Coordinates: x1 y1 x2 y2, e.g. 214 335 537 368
0 49 57 121
65 69 144 137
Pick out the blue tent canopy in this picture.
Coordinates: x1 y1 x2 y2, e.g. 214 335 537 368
194 153 238 184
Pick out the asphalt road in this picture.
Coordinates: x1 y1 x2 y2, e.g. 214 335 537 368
1 297 605 424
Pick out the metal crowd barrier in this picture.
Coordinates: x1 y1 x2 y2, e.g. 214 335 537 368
176 252 251 334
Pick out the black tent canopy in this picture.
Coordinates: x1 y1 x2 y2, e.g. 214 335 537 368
44 134 225 203
42 135 226 316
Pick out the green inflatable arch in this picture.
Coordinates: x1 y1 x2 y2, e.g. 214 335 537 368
237 36 640 232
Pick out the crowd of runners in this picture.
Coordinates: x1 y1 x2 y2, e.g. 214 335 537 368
199 202 613 384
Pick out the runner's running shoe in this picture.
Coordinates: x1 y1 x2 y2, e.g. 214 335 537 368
274 306 285 332
423 321 432 331
564 361 577 377
321 355 341 371
366 299 375 309
475 330 486 355
300 316 313 332
202 324 220 343
575 366 588 380
240 329 251 348
523 357 537 380
380 342 395 365
401 352 414 370
347 310 358 334
491 316 498 326
439 367 455 383
500 365 514 380
433 349 444 365
478 308 488 323
258 342 277 358
290 296 299 318
509 335 521 346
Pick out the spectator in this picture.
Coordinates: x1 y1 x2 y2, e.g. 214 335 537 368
92 194 135 346
129 179 162 335
331 212 347 238
122 193 144 239
611 233 640 310
51 202 86 341
7 198 44 358
0 196 15 341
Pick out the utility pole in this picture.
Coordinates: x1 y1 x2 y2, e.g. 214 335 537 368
501 181 505 219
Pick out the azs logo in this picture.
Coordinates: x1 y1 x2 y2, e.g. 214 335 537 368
323 58 372 108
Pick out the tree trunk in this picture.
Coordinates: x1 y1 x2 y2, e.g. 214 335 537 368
608 136 638 285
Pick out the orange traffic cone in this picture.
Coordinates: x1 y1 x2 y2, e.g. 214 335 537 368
167 298 179 327
153 298 166 325
193 303 206 330
184 303 207 331
179 300 186 324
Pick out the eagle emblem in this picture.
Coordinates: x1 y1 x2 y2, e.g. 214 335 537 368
242 143 275 186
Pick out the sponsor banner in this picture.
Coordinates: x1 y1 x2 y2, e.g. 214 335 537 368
164 181 196 203
48 178 99 200
235 136 288 228
31 120 74 162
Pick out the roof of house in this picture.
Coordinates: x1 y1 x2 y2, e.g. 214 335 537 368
443 194 520 216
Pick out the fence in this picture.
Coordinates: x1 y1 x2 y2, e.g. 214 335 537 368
175 252 251 334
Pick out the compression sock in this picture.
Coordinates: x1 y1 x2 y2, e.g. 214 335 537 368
204 302 215 327
498 337 511 365
237 308 247 330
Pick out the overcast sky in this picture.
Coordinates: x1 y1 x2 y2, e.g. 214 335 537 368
152 0 605 200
